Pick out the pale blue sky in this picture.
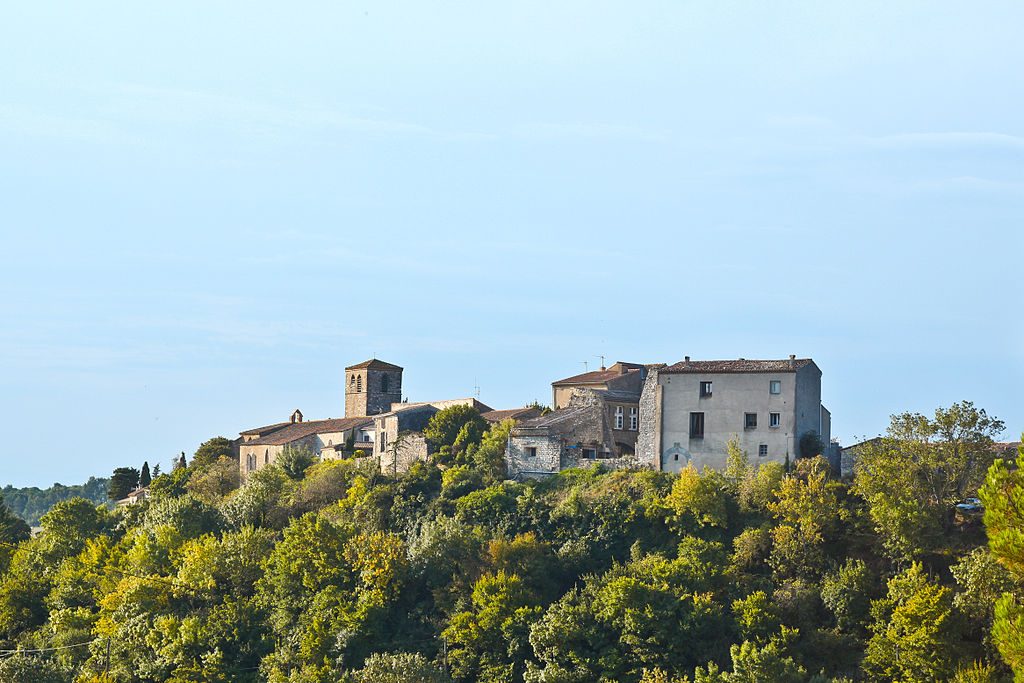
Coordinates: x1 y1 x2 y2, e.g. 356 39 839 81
1 2 1021 487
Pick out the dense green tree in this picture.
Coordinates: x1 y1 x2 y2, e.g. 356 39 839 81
469 419 516 483
192 436 236 471
0 653 66 683
1 477 109 526
768 457 845 580
980 438 1024 677
344 652 450 683
0 408 1007 683
951 547 1013 658
106 467 140 501
444 571 542 682
863 562 961 682
277 445 316 480
662 466 730 535
820 558 874 635
424 405 488 464
139 461 152 487
185 455 240 502
855 402 1003 559
0 493 30 571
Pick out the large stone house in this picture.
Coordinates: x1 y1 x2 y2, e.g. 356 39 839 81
636 356 832 472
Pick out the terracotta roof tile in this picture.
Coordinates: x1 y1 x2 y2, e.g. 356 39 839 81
242 417 372 446
661 358 815 374
552 368 626 386
481 407 542 423
344 359 403 371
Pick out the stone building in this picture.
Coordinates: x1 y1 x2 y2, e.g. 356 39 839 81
481 406 543 424
506 388 641 478
551 361 648 409
239 356 404 480
636 356 831 472
371 398 493 473
345 359 403 417
239 408 373 478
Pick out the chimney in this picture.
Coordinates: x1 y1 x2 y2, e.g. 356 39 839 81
788 354 796 368
684 356 690 363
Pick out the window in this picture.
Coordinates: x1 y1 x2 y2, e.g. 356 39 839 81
350 374 356 385
380 431 387 452
381 374 389 392
583 448 597 459
700 381 713 397
264 450 269 465
629 407 638 431
745 413 758 429
770 380 781 395
674 452 679 461
525 446 537 458
689 412 705 438
758 444 768 457
356 375 362 392
614 406 624 430
770 412 780 428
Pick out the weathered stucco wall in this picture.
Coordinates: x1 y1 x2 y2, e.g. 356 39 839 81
650 370 806 472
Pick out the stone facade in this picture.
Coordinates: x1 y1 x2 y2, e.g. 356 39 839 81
507 389 642 479
238 409 372 480
345 359 403 417
551 361 648 410
637 357 831 472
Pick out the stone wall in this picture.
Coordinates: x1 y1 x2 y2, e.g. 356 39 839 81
636 369 661 469
506 434 562 478
379 431 429 474
345 368 403 417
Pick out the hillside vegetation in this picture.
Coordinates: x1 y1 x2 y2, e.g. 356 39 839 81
0 402 1020 683
1 478 109 526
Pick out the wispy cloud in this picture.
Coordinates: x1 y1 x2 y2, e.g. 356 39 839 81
869 131 1024 151
513 121 670 143
0 104 137 144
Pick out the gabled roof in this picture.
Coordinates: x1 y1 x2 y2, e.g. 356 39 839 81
481 407 542 423
242 417 373 446
345 358 403 371
239 422 291 436
552 368 623 386
661 358 815 374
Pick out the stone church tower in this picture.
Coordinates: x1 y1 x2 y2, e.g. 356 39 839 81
345 359 403 417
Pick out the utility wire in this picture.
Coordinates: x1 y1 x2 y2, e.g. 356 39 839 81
0 638 102 655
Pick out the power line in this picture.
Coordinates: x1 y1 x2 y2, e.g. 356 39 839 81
0 638 102 655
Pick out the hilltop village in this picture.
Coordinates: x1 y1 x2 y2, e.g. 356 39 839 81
237 356 841 482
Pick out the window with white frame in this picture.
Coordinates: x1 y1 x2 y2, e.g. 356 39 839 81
614 406 624 429
770 412 781 428
629 407 638 430
758 444 768 457
770 380 781 395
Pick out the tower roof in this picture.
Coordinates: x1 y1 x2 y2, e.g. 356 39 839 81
345 359 403 371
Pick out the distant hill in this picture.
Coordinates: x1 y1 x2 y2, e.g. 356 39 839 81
1 477 110 525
